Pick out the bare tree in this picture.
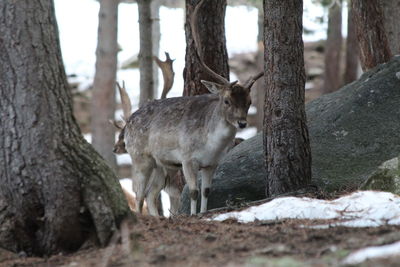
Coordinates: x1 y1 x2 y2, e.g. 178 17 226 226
343 0 359 85
379 0 400 55
0 0 130 256
138 0 155 107
151 0 161 97
91 0 119 170
352 0 392 71
183 0 229 96
263 0 312 197
323 0 343 93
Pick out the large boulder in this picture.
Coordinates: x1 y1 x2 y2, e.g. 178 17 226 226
179 56 400 214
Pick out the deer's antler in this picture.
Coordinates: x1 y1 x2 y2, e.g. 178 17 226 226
191 0 231 86
116 81 132 121
153 52 175 99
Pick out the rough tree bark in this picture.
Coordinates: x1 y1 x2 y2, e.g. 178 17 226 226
263 0 312 197
138 0 155 107
380 0 400 55
323 1 342 93
352 0 392 71
343 0 359 85
183 0 229 96
91 0 119 170
0 0 130 256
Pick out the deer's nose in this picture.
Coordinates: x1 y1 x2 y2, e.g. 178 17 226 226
238 121 247 129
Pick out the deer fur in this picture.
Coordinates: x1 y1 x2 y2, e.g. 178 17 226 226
113 55 181 216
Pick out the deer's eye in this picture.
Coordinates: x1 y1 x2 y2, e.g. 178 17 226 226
224 100 230 106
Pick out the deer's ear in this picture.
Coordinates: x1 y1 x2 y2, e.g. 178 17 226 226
201 80 224 94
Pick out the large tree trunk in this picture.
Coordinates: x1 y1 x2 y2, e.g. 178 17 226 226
183 0 229 96
380 0 400 55
343 0 359 85
352 0 392 71
138 0 155 107
263 0 312 197
91 0 119 170
323 1 342 94
0 0 130 256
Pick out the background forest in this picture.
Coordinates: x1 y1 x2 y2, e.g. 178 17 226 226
1 0 400 266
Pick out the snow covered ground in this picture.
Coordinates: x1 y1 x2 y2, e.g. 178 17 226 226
212 191 400 264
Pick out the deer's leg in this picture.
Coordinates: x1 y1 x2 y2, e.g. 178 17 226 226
164 170 180 216
182 160 199 215
146 167 166 216
131 157 154 214
200 167 215 213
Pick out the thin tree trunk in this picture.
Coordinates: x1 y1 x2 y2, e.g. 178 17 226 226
263 0 312 197
352 0 392 71
343 0 359 85
380 0 400 55
323 1 342 94
151 0 161 97
138 0 155 107
91 0 119 170
0 0 130 256
183 0 229 96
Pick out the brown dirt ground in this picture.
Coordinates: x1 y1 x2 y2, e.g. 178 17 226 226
2 212 400 267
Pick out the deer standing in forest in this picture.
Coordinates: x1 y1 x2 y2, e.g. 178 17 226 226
113 53 181 215
115 0 263 215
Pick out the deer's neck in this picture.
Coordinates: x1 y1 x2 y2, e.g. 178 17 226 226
205 100 236 149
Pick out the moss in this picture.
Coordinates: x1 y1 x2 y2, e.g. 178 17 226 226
361 157 400 195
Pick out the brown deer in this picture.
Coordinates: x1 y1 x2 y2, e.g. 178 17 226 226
118 0 263 215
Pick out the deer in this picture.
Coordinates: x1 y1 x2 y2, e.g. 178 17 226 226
113 53 182 215
117 0 263 215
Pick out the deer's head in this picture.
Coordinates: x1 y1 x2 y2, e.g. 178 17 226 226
201 76 261 128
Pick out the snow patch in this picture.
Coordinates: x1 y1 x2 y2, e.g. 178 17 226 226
395 72 400 80
342 241 400 265
212 191 400 228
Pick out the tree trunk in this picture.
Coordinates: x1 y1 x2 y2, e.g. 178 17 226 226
183 0 229 96
138 0 155 107
91 0 119 170
323 1 342 94
263 0 312 197
0 0 130 256
352 0 392 71
343 0 359 85
151 0 161 98
380 0 400 55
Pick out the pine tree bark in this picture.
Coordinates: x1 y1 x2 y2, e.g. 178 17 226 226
263 0 312 197
323 1 342 93
0 0 130 256
379 0 400 55
183 0 229 96
352 0 392 71
91 0 119 170
343 0 359 85
138 0 155 107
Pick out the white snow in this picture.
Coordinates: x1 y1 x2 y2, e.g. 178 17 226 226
342 241 400 265
212 191 400 228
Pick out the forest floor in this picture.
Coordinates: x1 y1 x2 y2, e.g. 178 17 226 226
2 210 400 267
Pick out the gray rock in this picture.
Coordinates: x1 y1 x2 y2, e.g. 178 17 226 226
179 56 400 214
361 156 400 194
